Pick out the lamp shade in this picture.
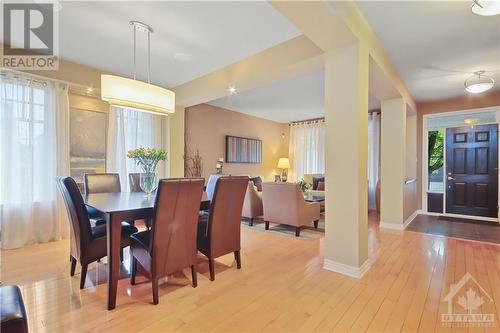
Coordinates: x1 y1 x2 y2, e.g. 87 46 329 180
101 75 175 115
277 158 290 169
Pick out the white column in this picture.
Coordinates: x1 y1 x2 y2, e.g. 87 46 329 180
169 106 185 177
380 98 407 229
323 42 370 278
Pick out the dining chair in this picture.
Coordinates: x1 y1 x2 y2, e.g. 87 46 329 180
197 176 249 281
83 173 122 226
128 173 141 192
129 178 205 305
84 173 121 193
205 174 227 201
57 177 137 289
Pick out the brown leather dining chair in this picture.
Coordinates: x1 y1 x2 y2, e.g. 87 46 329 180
128 173 142 192
84 173 121 193
197 176 248 281
84 173 122 226
57 177 137 289
129 178 205 305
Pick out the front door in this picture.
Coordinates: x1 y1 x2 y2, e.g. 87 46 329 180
446 124 498 218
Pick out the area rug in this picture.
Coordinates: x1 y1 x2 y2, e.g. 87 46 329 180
241 217 325 241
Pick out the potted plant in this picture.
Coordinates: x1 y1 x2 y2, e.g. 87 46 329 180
297 179 311 194
127 147 167 197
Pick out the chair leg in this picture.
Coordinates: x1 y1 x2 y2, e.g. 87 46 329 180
70 256 77 276
295 227 301 237
265 221 270 230
314 220 319 229
234 251 241 269
191 265 198 288
130 257 137 285
120 248 124 262
249 218 254 227
208 258 215 281
80 264 88 289
152 278 159 305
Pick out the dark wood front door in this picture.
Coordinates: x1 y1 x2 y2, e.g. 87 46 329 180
446 124 498 218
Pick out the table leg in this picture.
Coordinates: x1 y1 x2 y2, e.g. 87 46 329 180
106 213 122 310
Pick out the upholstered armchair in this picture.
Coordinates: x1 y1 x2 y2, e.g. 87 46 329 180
262 182 321 237
242 181 263 226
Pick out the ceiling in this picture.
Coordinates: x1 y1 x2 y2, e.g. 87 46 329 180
208 69 381 123
52 1 300 88
357 1 500 102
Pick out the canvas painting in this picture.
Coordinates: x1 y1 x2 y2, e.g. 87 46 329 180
70 108 106 183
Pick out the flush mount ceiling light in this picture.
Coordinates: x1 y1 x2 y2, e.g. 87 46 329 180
464 71 495 94
101 21 175 116
471 0 500 16
228 86 237 95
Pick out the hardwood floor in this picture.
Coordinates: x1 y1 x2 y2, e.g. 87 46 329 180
2 213 500 332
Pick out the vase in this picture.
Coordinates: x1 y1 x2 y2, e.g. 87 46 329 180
140 172 158 197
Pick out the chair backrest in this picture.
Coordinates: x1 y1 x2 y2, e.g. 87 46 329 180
84 173 121 194
242 181 263 218
206 176 248 258
150 178 205 277
128 173 141 192
205 174 227 201
261 182 301 224
57 176 93 259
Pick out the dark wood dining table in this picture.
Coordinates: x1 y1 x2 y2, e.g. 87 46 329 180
84 191 210 310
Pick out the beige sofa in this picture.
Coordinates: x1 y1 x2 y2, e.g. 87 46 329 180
262 182 321 237
242 181 263 226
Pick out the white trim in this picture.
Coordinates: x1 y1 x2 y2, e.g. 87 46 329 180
379 210 418 230
323 258 371 279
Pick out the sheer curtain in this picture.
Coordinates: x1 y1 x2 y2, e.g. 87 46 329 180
107 106 169 191
288 121 325 181
368 113 380 211
0 72 70 249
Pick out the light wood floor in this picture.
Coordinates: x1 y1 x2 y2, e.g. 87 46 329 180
2 213 500 332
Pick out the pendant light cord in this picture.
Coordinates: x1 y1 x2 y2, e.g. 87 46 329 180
133 26 136 80
148 29 151 84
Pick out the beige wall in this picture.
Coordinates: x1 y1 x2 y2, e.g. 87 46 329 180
185 104 289 182
416 91 500 210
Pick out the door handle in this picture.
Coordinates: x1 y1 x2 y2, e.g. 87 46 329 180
447 176 456 180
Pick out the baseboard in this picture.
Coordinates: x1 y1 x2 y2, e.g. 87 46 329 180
380 210 418 231
323 258 371 279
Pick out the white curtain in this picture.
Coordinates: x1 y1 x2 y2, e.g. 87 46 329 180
0 72 70 249
368 113 380 211
288 121 325 181
107 106 169 191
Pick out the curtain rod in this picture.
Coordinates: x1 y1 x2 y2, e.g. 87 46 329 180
0 68 99 97
289 117 325 126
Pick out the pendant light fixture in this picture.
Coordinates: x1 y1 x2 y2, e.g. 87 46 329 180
471 0 500 16
464 71 495 94
101 21 175 115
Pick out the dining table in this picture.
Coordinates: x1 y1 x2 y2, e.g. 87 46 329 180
84 191 210 310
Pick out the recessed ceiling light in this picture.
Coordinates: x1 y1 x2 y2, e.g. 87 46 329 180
228 86 237 95
464 71 495 94
471 0 500 16
86 87 93 93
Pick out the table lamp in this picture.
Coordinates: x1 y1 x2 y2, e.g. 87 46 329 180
277 158 290 182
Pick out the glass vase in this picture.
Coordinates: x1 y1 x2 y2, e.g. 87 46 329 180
140 172 158 198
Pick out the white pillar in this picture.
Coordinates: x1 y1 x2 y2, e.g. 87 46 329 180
380 98 407 229
169 106 185 177
323 42 370 278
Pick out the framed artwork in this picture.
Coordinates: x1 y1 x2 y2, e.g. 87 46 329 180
70 108 107 184
226 135 262 164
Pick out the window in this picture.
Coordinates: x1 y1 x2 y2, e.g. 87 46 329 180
428 130 444 193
